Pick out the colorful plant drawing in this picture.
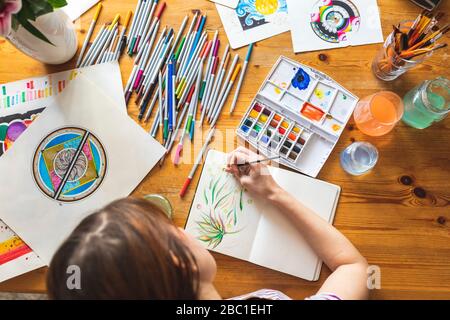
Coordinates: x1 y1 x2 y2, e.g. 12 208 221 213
195 170 245 249
0 108 45 157
236 0 288 31
310 0 361 43
32 127 107 202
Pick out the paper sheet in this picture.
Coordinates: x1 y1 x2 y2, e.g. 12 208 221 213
287 0 384 53
62 0 100 21
0 62 126 283
216 0 291 49
0 75 165 265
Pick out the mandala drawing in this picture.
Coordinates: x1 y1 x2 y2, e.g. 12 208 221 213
32 127 107 202
310 0 360 43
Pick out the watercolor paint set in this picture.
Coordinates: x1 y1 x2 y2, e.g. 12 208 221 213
236 56 358 177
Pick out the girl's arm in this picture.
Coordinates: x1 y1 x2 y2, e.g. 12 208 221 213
226 147 369 300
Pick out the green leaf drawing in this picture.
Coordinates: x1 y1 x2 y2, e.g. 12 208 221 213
196 169 245 248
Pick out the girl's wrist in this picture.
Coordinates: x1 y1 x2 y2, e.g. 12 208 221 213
267 185 287 203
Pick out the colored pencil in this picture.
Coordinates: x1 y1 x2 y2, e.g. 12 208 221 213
209 53 239 123
128 0 151 54
230 43 253 114
91 22 117 65
80 24 107 67
200 33 219 100
199 55 219 124
139 34 174 120
189 64 202 141
168 60 174 131
210 64 241 127
177 12 198 69
76 3 103 68
127 0 144 44
180 127 216 198
205 49 230 121
113 10 133 61
134 0 158 54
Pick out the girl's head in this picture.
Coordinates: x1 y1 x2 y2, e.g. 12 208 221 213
47 198 217 299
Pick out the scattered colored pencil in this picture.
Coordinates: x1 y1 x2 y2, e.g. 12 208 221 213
230 43 253 114
180 127 216 198
76 3 103 68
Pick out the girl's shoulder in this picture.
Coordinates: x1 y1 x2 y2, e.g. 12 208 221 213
229 289 342 301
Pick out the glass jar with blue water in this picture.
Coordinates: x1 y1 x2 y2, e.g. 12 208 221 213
402 77 450 129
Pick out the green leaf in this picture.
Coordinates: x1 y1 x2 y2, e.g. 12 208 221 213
15 14 54 45
11 16 20 31
47 0 68 8
17 2 37 21
27 0 54 18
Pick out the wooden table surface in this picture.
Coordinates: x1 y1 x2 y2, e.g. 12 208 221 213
0 0 449 300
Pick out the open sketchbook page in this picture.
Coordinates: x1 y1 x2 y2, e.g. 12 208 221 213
0 75 165 264
0 62 126 283
186 150 340 281
287 0 383 53
249 167 340 281
185 150 261 261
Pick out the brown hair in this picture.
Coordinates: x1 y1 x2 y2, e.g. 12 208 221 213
47 198 199 300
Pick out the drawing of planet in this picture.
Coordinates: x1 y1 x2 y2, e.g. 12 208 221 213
255 0 280 15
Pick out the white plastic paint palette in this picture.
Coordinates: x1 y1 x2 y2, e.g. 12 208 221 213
237 56 358 177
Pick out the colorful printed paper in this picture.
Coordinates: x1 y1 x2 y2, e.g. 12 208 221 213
216 0 290 49
286 0 383 53
185 150 340 281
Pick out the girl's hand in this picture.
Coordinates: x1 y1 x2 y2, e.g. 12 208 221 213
225 147 282 199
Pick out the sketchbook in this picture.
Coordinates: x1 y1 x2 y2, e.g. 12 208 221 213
185 150 340 281
0 75 166 265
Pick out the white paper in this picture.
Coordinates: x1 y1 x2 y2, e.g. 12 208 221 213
0 75 165 264
0 62 126 283
210 0 239 9
185 150 340 281
287 0 383 53
216 0 290 49
62 0 100 21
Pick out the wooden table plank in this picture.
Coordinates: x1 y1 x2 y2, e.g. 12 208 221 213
0 0 449 300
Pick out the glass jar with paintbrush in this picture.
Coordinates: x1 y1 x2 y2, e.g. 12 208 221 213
372 12 448 81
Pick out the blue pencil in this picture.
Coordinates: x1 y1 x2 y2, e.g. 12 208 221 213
183 14 207 76
168 61 174 132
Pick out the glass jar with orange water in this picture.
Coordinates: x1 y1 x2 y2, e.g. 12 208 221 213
353 91 404 136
